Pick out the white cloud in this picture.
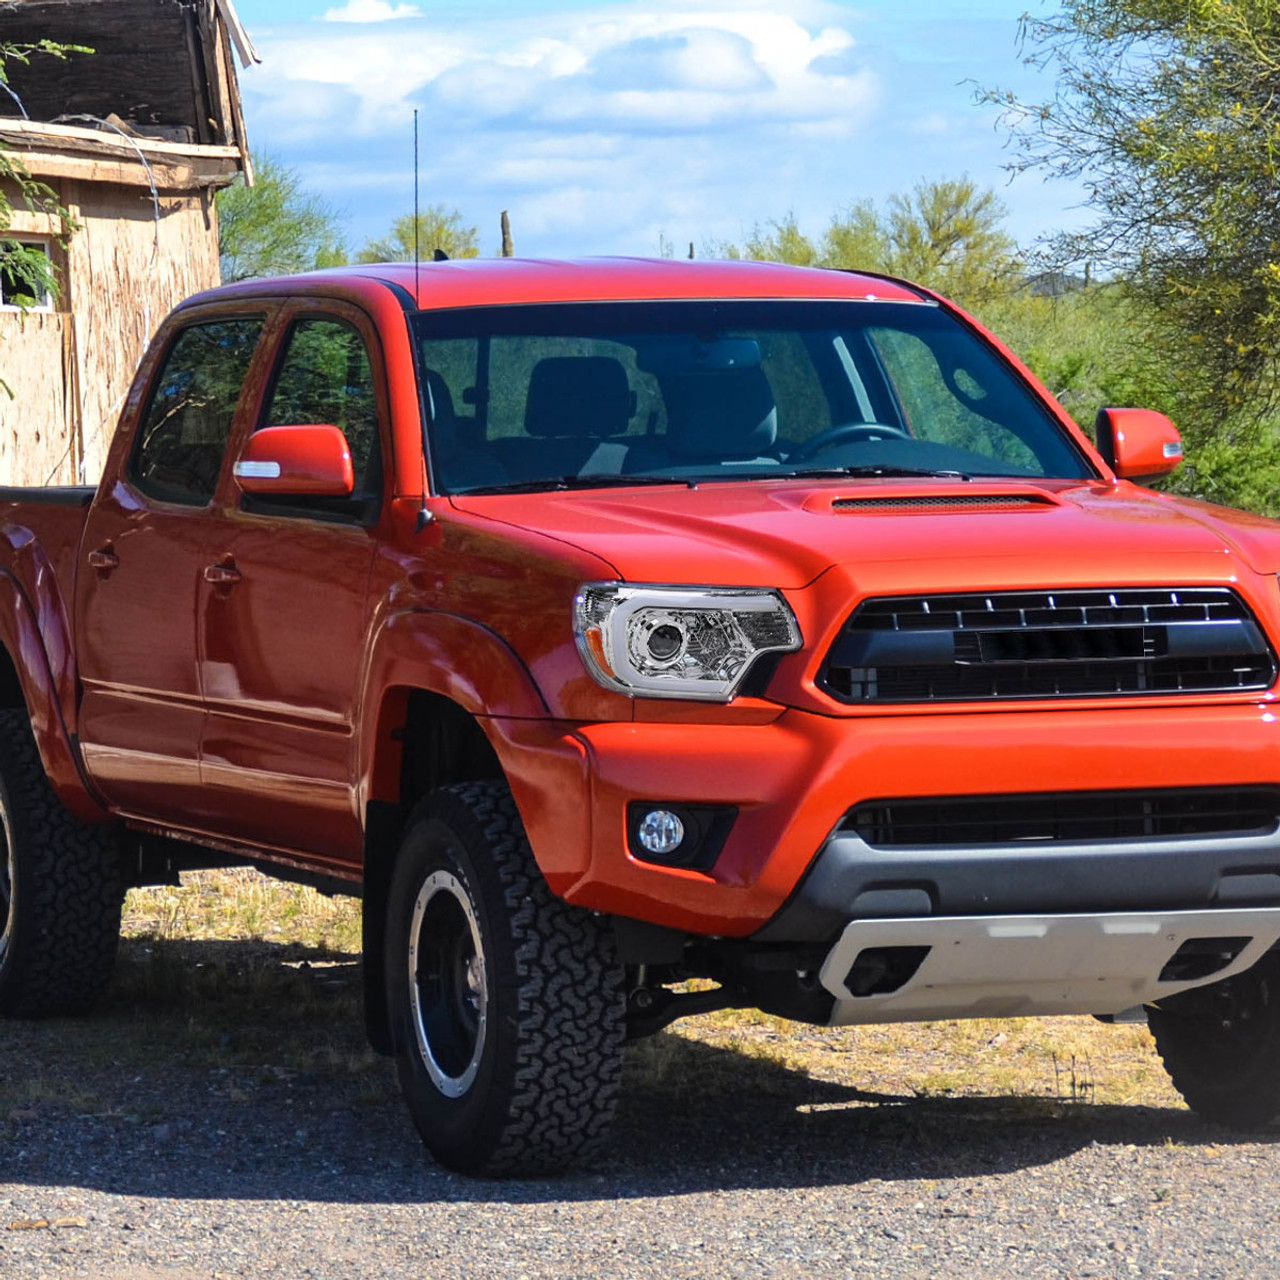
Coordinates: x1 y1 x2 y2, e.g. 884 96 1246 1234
251 6 874 135
321 0 419 23
236 0 1076 259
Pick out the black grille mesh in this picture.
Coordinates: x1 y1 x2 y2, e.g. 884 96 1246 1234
846 787 1280 848
821 587 1276 703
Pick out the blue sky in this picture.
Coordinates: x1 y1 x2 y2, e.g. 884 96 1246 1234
229 0 1086 259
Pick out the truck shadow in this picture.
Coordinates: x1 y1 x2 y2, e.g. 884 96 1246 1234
0 935 1274 1206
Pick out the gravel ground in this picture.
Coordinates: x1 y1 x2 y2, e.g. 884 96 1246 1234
2 940 1278 1279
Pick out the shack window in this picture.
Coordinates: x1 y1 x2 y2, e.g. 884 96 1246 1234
0 240 53 311
131 319 264 506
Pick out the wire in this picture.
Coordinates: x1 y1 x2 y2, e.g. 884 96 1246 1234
55 115 161 259
0 81 29 119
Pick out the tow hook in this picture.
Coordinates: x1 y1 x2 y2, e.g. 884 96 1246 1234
625 982 747 1041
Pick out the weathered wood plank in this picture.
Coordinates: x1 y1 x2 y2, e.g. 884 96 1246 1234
0 310 78 485
4 148 238 191
0 0 204 133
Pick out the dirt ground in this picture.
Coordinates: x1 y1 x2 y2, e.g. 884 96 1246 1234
0 876 1276 1278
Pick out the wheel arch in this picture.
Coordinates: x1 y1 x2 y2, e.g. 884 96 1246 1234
0 570 106 823
360 685 508 1056
356 611 597 1056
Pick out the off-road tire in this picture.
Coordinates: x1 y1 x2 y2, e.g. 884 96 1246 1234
1149 951 1280 1129
0 709 123 1017
386 780 625 1176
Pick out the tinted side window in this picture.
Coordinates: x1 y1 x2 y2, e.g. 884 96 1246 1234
262 318 382 504
132 319 263 506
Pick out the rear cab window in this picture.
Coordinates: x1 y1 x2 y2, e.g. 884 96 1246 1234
130 319 264 506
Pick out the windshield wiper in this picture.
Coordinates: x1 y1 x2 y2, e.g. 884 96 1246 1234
460 474 699 496
782 465 974 482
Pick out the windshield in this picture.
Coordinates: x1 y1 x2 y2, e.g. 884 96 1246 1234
412 300 1093 495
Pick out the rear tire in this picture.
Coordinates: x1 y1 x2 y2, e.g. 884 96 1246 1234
386 780 625 1176
1149 951 1280 1129
0 709 123 1017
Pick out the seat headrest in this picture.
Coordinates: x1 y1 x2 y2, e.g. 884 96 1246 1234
663 367 777 459
524 357 635 439
423 368 463 460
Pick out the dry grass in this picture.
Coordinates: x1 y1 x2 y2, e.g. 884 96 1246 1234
123 867 361 952
102 870 1182 1122
631 1003 1180 1111
0 870 396 1119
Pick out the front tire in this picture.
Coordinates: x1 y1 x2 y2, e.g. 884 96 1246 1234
0 709 123 1017
1149 951 1280 1129
386 780 625 1176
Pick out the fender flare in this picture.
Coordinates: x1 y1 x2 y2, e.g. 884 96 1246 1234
0 569 106 822
355 608 549 811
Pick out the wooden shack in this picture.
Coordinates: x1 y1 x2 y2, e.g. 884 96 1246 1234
0 0 255 484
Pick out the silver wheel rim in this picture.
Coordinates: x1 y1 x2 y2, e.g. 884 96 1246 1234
407 868 488 1098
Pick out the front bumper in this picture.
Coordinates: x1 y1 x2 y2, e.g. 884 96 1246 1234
755 818 1280 944
538 699 1280 936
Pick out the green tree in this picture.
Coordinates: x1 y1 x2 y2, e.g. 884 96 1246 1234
876 179 1020 307
740 213 821 268
818 200 892 277
217 156 347 282
984 0 1280 432
720 179 1021 312
357 206 480 263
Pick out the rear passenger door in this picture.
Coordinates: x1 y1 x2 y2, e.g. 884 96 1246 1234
196 304 385 872
76 313 267 823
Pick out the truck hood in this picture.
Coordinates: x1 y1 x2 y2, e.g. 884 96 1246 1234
451 478 1280 590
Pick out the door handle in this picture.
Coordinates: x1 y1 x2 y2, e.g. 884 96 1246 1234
204 562 242 586
87 547 119 572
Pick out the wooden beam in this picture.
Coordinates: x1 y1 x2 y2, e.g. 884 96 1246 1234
199 0 230 146
9 148 241 192
218 12 254 184
0 118 242 161
183 7 215 146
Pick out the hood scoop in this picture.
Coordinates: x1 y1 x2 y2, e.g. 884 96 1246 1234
826 491 1059 514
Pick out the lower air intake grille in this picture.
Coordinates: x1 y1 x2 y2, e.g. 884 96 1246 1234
846 787 1280 848
820 587 1276 703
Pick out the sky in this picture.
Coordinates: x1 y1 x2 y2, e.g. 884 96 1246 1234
229 0 1087 260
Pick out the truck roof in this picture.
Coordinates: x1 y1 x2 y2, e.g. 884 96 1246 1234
200 256 929 311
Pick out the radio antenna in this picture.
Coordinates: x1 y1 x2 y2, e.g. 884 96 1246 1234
413 108 420 301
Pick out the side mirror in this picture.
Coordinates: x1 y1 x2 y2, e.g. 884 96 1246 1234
232 424 354 497
1095 407 1184 482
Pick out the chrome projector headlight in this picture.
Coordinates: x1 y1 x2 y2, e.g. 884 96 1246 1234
574 583 801 701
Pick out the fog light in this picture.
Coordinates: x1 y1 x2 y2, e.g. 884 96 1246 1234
637 809 685 856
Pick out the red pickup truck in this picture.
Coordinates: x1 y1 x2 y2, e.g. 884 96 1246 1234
3 257 1280 1174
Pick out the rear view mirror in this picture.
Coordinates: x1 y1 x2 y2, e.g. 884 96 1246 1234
635 336 762 374
233 424 354 496
1095 407 1184 482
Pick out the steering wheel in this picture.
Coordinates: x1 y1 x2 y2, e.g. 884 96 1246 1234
788 421 910 462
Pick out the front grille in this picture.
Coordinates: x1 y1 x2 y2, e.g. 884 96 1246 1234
846 787 1280 848
831 494 1055 512
820 587 1277 703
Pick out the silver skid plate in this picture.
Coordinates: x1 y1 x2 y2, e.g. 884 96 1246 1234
821 908 1280 1026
